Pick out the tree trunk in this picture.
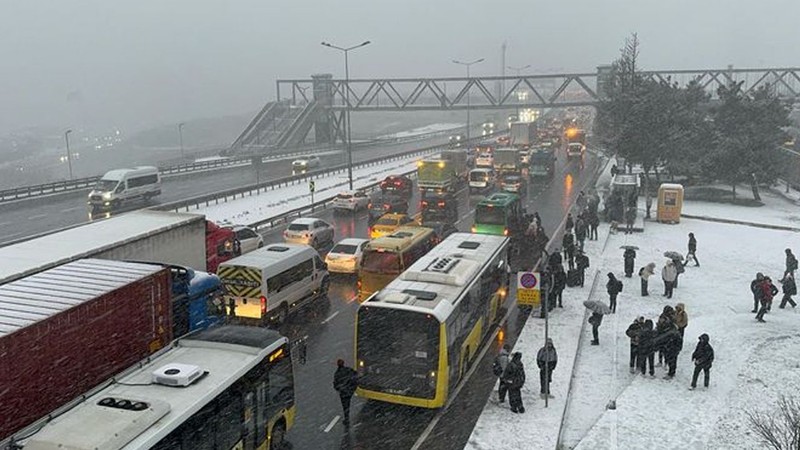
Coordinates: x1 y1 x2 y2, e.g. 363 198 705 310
751 174 762 202
732 183 737 200
654 166 662 184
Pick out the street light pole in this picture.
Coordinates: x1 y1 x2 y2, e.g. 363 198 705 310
453 58 484 144
178 123 185 161
64 129 74 180
322 40 371 191
508 64 531 117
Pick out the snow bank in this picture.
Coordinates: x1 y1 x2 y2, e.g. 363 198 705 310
379 123 464 139
682 188 800 230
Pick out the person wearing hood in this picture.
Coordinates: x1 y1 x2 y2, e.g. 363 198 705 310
674 303 689 338
662 260 678 299
565 213 574 232
639 262 656 296
575 250 590 287
780 272 797 308
492 344 512 403
637 319 656 376
660 326 683 379
785 248 798 279
626 316 645 373
536 339 558 399
756 276 779 322
562 232 576 270
623 248 637 278
750 272 765 313
606 272 623 313
690 333 715 389
656 306 676 367
553 264 567 308
503 352 526 413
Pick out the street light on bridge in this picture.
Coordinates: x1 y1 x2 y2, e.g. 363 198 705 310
321 40 371 191
64 129 74 180
178 122 185 161
453 58 484 145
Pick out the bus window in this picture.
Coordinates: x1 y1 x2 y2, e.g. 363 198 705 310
267 347 295 418
361 251 401 274
475 205 506 225
216 392 243 449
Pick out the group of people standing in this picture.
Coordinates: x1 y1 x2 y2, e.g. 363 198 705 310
493 339 559 414
751 248 798 322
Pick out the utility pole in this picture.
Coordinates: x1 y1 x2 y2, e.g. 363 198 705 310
453 58 485 144
64 129 74 180
178 122 185 161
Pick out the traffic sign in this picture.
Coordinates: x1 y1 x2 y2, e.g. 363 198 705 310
309 181 316 193
517 271 541 307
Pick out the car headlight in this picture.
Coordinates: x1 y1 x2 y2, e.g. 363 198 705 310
102 192 112 199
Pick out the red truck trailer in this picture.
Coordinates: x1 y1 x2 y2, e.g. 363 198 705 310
0 258 172 441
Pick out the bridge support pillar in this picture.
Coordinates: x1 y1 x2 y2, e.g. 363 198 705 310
312 74 334 144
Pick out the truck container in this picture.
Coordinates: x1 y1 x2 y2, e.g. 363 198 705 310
417 152 466 192
0 210 237 286
0 259 172 441
529 147 557 178
493 147 520 173
509 122 535 148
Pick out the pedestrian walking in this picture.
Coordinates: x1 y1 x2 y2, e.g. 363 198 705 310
662 260 678 299
756 277 778 322
492 344 511 403
589 311 603 345
626 316 645 373
536 339 557 399
562 232 576 270
575 250 590 287
503 352 526 413
637 319 656 376
674 303 688 338
785 248 798 279
589 210 599 240
750 273 764 313
575 217 587 252
623 248 637 277
672 256 685 288
624 206 636 234
686 233 700 267
576 191 587 213
780 273 797 308
333 359 358 428
565 213 574 232
606 272 623 313
690 333 715 389
639 262 655 296
553 264 567 308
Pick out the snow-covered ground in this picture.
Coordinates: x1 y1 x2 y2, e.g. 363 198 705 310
378 123 463 139
467 188 800 449
683 188 800 230
197 152 433 225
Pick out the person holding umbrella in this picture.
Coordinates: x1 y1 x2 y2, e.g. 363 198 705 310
584 300 611 345
622 246 638 278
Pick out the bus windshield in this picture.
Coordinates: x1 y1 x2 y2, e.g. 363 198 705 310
475 205 507 225
361 250 401 274
357 307 439 399
470 171 489 182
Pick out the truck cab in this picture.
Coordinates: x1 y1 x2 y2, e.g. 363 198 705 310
206 221 240 273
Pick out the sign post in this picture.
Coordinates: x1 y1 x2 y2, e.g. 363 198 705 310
516 272 541 308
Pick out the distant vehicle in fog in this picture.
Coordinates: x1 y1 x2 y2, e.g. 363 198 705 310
292 155 321 172
87 166 160 211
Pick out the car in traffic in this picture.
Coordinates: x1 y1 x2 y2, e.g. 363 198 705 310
368 195 409 224
229 225 264 254
469 168 496 194
449 134 465 148
369 213 415 239
380 175 413 198
283 218 334 248
518 149 532 167
333 190 370 212
420 221 459 244
500 173 527 195
292 155 321 173
325 238 369 274
475 152 494 168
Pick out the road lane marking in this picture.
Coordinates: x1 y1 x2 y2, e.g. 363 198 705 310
323 415 340 433
60 206 83 213
321 311 340 324
27 214 47 220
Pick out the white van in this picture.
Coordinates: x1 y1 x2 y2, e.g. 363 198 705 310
217 243 329 324
88 166 161 210
469 168 495 193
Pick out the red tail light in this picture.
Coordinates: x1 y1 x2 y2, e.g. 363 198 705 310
260 296 267 315
503 228 510 236
357 280 362 290
437 201 446 207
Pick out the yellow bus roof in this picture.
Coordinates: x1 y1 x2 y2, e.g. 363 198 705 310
365 226 434 252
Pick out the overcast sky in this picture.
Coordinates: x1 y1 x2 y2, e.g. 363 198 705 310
2 0 798 135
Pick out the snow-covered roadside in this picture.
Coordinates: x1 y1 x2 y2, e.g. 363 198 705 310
378 123 464 139
682 188 800 230
197 153 430 225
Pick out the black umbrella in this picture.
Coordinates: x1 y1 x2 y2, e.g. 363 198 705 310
620 245 640 250
584 300 612 315
664 251 684 261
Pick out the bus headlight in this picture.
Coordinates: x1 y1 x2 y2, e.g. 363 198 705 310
429 370 437 388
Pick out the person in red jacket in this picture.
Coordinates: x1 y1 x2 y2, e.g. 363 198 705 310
755 277 778 322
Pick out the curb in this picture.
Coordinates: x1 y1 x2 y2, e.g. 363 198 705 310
680 214 800 233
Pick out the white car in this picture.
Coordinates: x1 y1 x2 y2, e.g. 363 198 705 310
292 156 321 171
333 190 370 211
230 225 264 254
283 218 334 248
325 238 369 274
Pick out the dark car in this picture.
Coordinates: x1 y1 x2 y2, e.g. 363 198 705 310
420 191 458 224
380 175 413 198
368 195 409 224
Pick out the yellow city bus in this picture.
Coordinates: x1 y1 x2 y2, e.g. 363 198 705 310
357 226 437 302
355 232 509 408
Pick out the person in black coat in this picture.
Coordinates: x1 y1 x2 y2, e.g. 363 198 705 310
589 311 603 345
690 333 715 389
565 213 574 232
655 306 676 366
553 265 567 308
637 319 655 376
785 248 798 279
333 359 359 427
575 250 590 287
606 272 622 313
750 272 764 313
626 316 645 373
504 352 526 413
623 248 636 277
657 326 683 379
588 210 600 240
780 273 797 308
686 233 699 266
536 338 558 398
562 232 576 270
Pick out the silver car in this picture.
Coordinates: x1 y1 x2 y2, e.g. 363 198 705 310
333 190 370 211
230 225 264 254
292 156 321 172
283 218 334 248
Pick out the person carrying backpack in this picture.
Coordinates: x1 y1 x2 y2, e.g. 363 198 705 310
606 272 623 313
492 344 511 403
504 352 527 413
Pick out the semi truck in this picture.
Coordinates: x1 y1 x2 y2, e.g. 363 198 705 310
417 150 467 192
0 210 238 286
565 127 587 159
493 147 520 173
509 122 535 148
0 259 172 441
529 147 557 178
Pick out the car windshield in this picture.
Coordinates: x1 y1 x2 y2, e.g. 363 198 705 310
375 217 399 226
288 223 309 231
504 176 521 183
331 244 357 254
94 179 118 191
470 172 488 181
361 250 401 273
475 205 507 225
